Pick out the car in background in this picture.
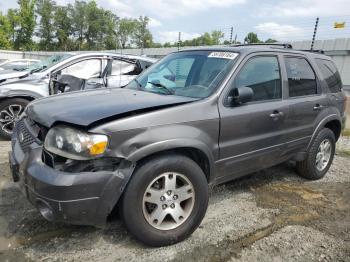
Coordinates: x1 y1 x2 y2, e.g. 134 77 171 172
0 59 39 71
0 54 70 83
0 52 156 139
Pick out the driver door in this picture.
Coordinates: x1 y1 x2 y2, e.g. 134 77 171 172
50 58 103 94
217 54 289 180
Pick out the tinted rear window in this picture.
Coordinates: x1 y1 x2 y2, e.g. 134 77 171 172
285 57 317 97
315 59 342 93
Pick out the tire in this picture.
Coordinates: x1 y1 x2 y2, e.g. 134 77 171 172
121 154 209 247
0 98 29 140
296 128 336 180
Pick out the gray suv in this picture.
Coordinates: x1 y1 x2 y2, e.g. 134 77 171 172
9 45 346 247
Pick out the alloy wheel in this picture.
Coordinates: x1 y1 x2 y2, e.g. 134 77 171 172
142 172 195 230
315 139 332 171
0 104 24 135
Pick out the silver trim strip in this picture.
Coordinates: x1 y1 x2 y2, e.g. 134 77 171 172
306 114 338 150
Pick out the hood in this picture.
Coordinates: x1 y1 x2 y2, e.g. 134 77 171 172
0 70 43 85
0 70 29 81
27 88 198 128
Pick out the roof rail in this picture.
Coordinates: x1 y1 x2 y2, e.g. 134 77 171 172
300 49 325 54
230 43 293 49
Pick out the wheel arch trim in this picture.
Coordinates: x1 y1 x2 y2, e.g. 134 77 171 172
307 114 341 151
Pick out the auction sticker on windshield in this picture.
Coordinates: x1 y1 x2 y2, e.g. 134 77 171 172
208 52 238 60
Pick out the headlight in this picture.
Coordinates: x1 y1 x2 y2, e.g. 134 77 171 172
44 126 109 160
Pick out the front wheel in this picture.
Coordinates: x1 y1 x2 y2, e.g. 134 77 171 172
121 154 209 247
296 128 336 180
0 98 29 140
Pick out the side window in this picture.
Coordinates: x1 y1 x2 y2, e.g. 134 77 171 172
61 59 101 79
235 56 281 102
111 60 137 76
285 57 317 97
315 59 342 93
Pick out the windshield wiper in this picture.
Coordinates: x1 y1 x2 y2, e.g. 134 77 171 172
147 81 174 95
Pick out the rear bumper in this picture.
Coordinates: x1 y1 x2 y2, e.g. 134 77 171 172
9 137 134 227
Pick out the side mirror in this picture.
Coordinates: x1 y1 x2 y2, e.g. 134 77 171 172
227 86 253 106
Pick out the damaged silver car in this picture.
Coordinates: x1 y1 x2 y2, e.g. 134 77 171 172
0 52 156 139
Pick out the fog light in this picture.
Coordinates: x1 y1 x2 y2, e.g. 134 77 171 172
36 199 54 221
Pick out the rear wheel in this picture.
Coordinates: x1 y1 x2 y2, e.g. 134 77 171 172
121 154 208 246
296 128 335 180
0 98 29 140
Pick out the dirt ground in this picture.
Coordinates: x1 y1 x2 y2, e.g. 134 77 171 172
0 137 349 262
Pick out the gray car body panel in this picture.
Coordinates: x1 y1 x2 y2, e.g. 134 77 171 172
9 46 346 226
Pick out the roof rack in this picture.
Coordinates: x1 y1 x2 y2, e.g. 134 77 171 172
300 49 325 54
230 43 293 49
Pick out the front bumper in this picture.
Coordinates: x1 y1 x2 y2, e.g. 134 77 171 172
9 134 134 227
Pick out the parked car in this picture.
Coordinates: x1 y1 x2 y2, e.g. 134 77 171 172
0 54 68 84
0 59 39 71
0 52 156 139
9 45 346 246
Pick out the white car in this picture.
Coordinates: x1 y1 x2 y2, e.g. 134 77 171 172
0 52 157 139
0 59 39 71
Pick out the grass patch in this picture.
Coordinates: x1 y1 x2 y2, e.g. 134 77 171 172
336 149 350 157
342 129 350 137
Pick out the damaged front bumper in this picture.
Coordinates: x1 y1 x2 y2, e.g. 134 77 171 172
9 129 135 227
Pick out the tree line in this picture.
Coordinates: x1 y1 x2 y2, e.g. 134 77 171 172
0 0 276 51
0 0 153 51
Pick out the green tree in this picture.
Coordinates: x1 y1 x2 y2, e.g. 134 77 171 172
54 5 73 50
163 42 173 47
132 16 153 48
0 12 12 49
84 0 101 49
71 0 87 50
15 0 36 50
211 30 224 45
7 9 19 47
244 32 260 44
36 0 55 50
101 10 119 50
117 18 136 48
265 38 277 43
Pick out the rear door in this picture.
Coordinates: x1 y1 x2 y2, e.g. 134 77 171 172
315 58 346 114
107 59 139 88
217 53 289 180
281 55 329 153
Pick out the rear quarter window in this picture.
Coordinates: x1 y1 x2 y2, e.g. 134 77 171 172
315 59 342 93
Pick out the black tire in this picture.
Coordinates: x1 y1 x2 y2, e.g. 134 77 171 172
296 128 336 180
0 98 29 140
121 154 209 247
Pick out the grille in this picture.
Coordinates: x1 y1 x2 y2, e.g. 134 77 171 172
15 118 37 152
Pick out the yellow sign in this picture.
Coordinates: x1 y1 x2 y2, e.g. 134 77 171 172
334 22 345 29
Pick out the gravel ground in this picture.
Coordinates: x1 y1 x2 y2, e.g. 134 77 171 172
0 137 349 262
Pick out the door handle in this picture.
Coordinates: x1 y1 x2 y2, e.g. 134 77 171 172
313 104 324 111
269 111 284 119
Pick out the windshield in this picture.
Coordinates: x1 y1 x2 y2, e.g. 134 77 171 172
27 54 73 73
125 50 238 98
